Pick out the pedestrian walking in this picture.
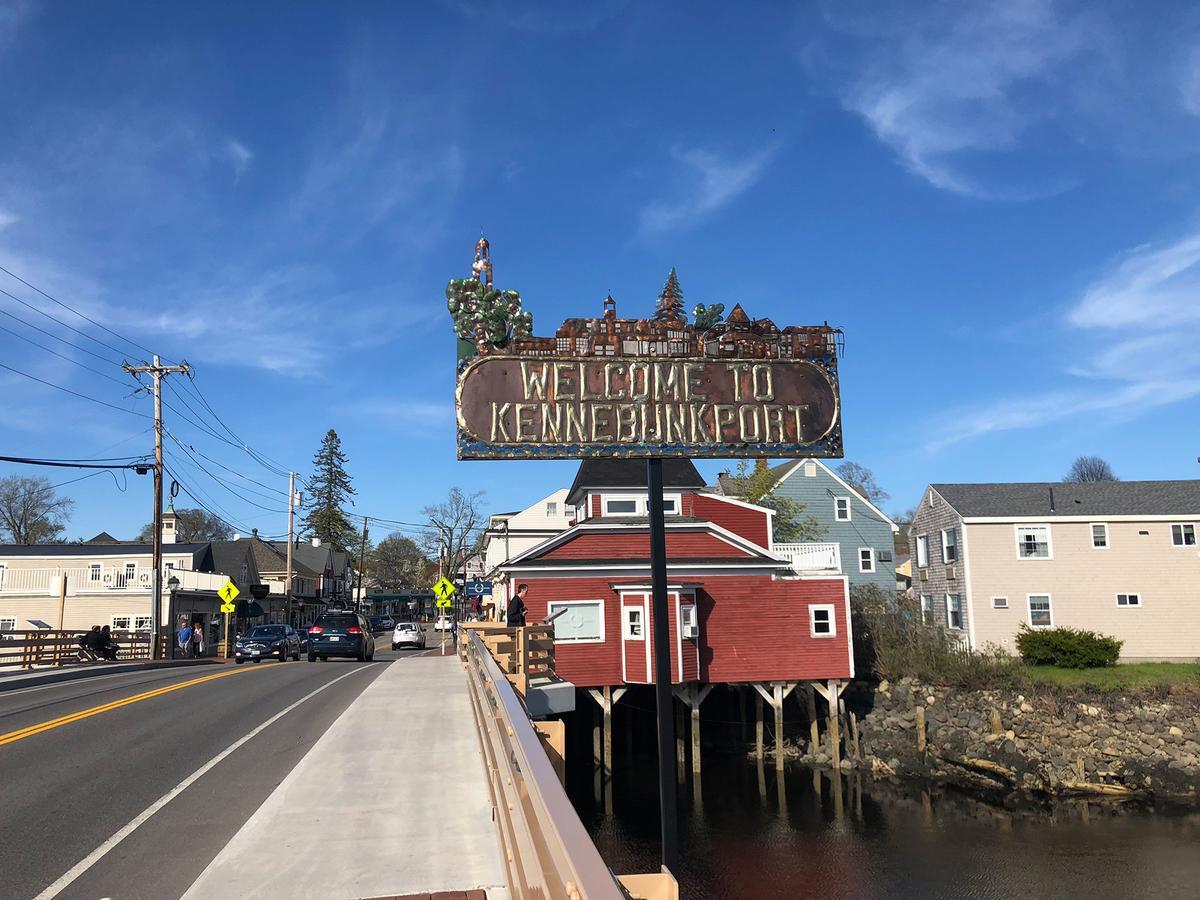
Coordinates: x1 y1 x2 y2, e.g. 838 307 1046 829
177 620 192 659
192 622 205 658
506 583 528 628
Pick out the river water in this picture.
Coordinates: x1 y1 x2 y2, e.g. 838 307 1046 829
569 756 1200 900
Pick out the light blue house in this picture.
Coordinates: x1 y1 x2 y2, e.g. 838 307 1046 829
718 459 899 592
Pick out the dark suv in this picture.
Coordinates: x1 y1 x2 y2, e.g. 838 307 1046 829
307 611 376 662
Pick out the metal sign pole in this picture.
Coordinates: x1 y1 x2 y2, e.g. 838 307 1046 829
646 458 679 878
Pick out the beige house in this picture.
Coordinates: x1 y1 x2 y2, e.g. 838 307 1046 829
482 488 574 611
909 480 1200 662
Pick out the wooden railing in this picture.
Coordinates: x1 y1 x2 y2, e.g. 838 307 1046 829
460 623 556 696
463 630 676 900
0 630 163 669
775 541 842 573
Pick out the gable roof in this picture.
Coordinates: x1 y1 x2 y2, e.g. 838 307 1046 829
0 542 210 558
208 540 255 583
567 459 705 505
85 531 121 544
718 458 897 530
932 480 1200 518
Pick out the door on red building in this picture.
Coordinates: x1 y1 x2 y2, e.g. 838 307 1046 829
621 593 649 683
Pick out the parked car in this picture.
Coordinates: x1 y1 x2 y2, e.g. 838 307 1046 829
308 611 376 662
380 616 395 630
235 625 301 664
368 616 385 632
391 622 426 650
296 625 312 650
434 615 454 633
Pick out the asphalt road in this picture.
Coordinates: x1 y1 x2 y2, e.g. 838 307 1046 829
0 635 440 900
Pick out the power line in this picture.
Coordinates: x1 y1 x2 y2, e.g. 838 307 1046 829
163 461 257 537
163 430 288 512
0 285 132 364
0 361 151 418
177 372 292 477
0 455 150 469
0 320 138 389
0 305 132 369
0 263 170 364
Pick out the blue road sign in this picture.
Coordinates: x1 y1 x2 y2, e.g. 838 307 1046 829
466 580 493 597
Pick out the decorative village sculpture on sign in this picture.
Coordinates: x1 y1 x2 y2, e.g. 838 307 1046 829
450 238 843 460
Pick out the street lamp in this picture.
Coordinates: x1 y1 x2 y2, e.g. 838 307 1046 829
167 575 181 659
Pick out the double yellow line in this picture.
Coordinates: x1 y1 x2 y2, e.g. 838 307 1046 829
0 667 252 748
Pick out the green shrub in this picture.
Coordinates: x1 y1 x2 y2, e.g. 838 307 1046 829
1015 625 1122 668
850 585 1020 689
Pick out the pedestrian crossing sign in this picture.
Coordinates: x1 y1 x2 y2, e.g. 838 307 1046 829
218 581 240 604
220 602 236 614
432 577 456 601
436 597 452 609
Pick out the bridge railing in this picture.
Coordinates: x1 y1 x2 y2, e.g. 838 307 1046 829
0 629 162 669
464 629 676 900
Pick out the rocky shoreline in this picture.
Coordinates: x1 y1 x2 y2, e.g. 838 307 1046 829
784 677 1200 801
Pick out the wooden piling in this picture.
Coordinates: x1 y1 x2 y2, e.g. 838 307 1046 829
691 702 702 776
826 680 841 770
774 684 785 771
916 706 927 753
806 684 819 755
849 711 861 761
755 691 764 760
602 685 613 779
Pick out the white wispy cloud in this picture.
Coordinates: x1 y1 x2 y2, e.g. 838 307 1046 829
815 0 1091 197
928 229 1200 450
640 144 779 235
222 138 254 179
0 208 16 229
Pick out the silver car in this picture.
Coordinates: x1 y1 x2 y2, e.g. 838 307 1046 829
391 621 427 650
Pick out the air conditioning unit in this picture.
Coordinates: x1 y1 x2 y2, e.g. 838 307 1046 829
682 623 698 639
919 569 929 582
947 566 958 580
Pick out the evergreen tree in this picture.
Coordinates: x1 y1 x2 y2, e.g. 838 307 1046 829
654 267 686 322
302 429 357 553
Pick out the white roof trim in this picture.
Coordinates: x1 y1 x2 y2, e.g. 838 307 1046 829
775 458 898 530
963 514 1200 524
698 493 776 517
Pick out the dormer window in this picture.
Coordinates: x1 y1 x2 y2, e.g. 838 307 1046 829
605 498 638 515
601 494 681 517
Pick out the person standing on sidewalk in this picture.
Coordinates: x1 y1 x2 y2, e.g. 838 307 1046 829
191 622 205 658
177 620 192 659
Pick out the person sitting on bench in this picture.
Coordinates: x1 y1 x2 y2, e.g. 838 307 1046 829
98 625 119 661
77 625 104 662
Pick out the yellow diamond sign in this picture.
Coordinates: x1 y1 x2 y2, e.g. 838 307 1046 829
432 577 456 601
218 581 240 604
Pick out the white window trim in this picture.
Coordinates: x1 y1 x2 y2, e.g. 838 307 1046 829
919 595 932 626
0 616 15 632
601 493 681 517
857 547 875 573
991 596 1008 609
940 529 957 563
834 497 852 522
945 594 964 630
1116 592 1142 608
545 599 605 644
915 534 929 568
622 605 645 640
134 615 153 630
809 604 836 638
1170 522 1197 547
1014 523 1054 560
111 615 133 631
680 603 697 630
1026 594 1053 629
1090 522 1109 550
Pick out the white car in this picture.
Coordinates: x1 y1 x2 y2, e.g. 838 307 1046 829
433 616 454 633
391 621 426 650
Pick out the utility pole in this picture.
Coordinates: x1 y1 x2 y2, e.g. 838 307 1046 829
285 472 296 626
124 355 189 660
356 515 369 614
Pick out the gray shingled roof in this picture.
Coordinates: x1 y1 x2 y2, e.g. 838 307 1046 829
933 481 1200 518
567 459 705 504
0 542 210 557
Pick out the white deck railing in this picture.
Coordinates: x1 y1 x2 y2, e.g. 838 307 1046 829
774 542 841 574
0 566 225 595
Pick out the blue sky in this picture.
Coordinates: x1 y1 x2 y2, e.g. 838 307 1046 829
2 0 1200 542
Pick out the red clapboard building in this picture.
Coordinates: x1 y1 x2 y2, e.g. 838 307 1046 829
499 459 853 730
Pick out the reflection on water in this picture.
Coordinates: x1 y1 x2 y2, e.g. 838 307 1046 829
569 755 1200 900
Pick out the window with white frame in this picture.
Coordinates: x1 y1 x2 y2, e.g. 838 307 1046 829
556 337 570 352
112 615 132 631
858 547 875 573
605 498 638 515
622 606 644 639
546 501 558 517
809 604 836 637
681 604 697 632
1116 593 1141 607
941 529 958 563
915 535 929 568
992 597 1008 609
0 563 5 587
1016 524 1051 559
0 616 15 632
1028 595 1052 628
124 562 137 583
929 491 939 507
834 497 851 521
134 616 152 630
946 594 963 629
920 595 932 625
546 601 603 643
1091 523 1109 549
804 462 817 477
1171 523 1197 547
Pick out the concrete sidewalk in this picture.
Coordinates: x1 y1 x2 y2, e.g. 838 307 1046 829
183 655 507 900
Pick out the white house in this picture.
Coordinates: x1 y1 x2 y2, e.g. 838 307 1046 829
482 489 574 611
